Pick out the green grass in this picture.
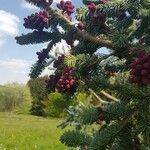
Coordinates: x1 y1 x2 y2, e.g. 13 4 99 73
0 113 68 150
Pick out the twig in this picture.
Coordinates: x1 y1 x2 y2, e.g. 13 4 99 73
89 88 110 104
100 90 119 102
120 111 139 128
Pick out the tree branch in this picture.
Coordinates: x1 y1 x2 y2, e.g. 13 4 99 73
15 31 55 45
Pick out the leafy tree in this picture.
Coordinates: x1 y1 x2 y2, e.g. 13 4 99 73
16 0 150 149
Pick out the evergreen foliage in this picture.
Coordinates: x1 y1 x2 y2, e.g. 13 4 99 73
27 76 48 116
16 0 150 149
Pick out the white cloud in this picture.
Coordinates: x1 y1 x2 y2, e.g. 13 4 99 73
0 10 20 48
0 59 30 70
21 0 39 10
0 10 20 36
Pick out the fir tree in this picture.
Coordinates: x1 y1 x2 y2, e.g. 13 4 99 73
16 0 150 149
27 76 48 116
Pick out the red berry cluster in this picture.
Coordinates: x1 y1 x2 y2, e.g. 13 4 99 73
53 55 65 68
88 3 96 12
46 74 60 92
77 22 85 30
36 0 53 6
57 0 75 21
93 11 106 26
23 11 49 31
88 3 106 27
36 49 49 62
56 68 76 93
130 51 150 86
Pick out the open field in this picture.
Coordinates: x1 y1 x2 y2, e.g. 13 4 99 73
0 113 68 150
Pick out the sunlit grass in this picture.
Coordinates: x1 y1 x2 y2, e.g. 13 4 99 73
0 113 68 150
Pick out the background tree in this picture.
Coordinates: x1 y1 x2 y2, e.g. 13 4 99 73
27 76 48 116
16 0 150 149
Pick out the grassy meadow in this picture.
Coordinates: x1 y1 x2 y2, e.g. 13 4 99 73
0 113 68 150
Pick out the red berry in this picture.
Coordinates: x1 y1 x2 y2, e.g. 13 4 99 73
136 59 142 64
66 84 70 89
131 61 137 68
141 69 148 76
56 68 76 93
88 3 96 11
143 63 150 69
92 11 106 26
70 79 75 85
57 0 74 19
137 50 146 58
77 22 85 30
65 80 70 84
57 3 62 9
130 69 136 75
60 76 65 80
130 50 150 87
23 11 49 31
68 76 73 80
133 76 140 82
136 65 143 70
141 78 149 85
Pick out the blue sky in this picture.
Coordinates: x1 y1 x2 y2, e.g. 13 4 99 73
0 0 82 85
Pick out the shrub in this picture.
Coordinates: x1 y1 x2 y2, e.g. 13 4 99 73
0 83 32 114
46 92 72 117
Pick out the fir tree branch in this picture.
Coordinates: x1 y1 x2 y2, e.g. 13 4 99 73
30 37 61 78
91 111 139 149
48 7 115 50
48 7 138 53
15 31 55 45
